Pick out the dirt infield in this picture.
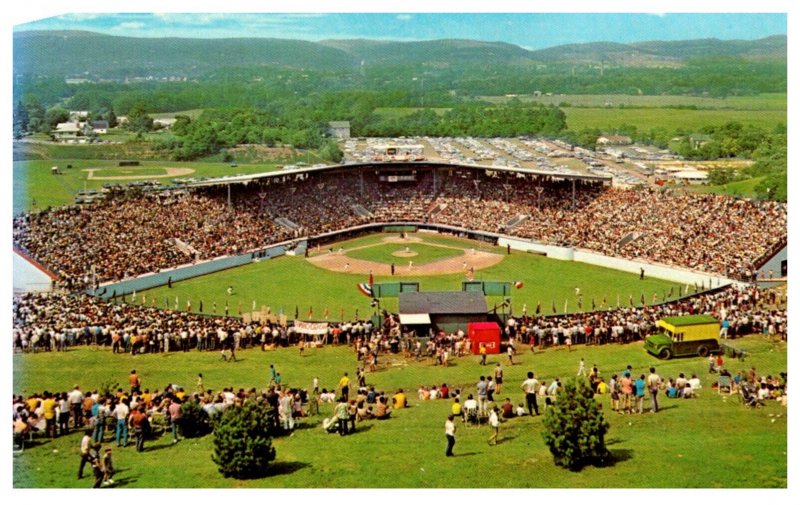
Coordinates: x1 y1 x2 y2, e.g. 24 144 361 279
307 235 505 276
83 167 195 180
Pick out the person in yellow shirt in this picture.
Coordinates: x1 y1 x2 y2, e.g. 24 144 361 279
338 372 351 401
450 397 463 420
392 389 407 409
595 378 609 395
42 392 57 438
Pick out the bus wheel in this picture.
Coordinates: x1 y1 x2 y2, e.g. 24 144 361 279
659 348 672 360
697 345 710 357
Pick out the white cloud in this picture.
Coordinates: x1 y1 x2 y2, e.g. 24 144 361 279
112 22 145 30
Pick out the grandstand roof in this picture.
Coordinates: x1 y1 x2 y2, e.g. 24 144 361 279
184 161 612 189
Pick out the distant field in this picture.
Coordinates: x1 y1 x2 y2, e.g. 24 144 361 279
12 159 280 215
565 108 786 132
139 233 684 318
687 177 765 199
149 109 205 120
373 107 452 119
478 93 787 110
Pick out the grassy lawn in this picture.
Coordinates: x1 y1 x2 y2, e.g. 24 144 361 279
137 233 684 318
564 108 786 133
12 335 787 488
13 159 281 215
345 242 464 265
687 177 764 199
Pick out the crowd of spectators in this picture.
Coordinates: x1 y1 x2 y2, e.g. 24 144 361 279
13 169 786 288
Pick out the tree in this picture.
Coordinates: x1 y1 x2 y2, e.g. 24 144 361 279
211 401 276 479
541 379 610 471
42 106 70 131
125 103 154 134
13 101 30 133
180 398 213 438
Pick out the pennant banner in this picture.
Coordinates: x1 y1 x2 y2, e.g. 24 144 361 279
357 283 374 297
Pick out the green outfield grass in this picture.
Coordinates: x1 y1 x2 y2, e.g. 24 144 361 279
12 334 787 488
137 233 685 318
345 242 465 265
564 108 786 133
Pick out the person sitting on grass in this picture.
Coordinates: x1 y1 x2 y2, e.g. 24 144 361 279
392 389 408 409
501 398 515 419
375 396 391 420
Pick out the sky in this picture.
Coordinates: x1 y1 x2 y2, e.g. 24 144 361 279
13 12 787 49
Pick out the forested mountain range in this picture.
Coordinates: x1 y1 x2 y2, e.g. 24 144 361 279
14 30 786 80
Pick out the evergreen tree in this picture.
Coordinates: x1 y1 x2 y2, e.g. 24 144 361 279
541 379 610 471
212 401 276 479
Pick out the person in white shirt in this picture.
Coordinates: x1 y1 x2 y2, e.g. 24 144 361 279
112 400 130 447
487 407 500 445
445 414 456 457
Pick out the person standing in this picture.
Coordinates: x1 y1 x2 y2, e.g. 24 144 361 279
445 414 456 457
487 407 500 445
493 363 504 394
479 343 487 366
476 376 488 415
112 399 129 447
168 397 182 444
68 385 85 430
521 371 540 416
338 372 351 401
77 429 93 479
577 358 587 377
647 367 662 413
634 374 647 414
129 406 148 452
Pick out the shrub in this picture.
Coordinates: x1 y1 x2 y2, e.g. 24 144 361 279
212 401 276 479
541 379 610 471
179 398 212 438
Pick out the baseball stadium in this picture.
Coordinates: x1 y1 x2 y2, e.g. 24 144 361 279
12 153 788 488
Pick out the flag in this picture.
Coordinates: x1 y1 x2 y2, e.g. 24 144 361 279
536 301 541 314
514 281 524 289
357 283 374 297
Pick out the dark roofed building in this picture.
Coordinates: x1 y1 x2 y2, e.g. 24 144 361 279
398 291 487 333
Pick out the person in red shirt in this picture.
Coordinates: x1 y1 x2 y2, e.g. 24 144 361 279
129 370 141 395
128 406 148 452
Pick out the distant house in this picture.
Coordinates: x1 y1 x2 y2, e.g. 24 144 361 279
328 121 351 139
69 110 89 121
689 134 712 149
52 122 81 141
596 135 632 146
153 118 177 129
90 120 109 134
